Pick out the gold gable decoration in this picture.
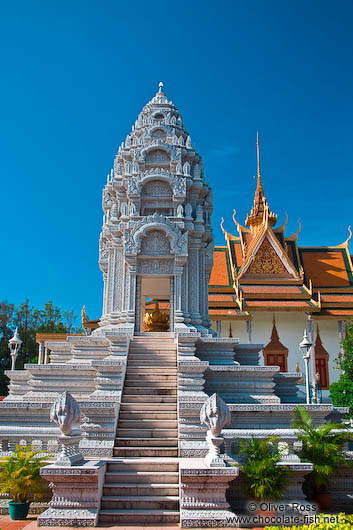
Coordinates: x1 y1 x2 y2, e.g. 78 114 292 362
247 238 287 275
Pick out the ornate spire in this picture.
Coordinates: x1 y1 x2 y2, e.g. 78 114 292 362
314 325 329 357
264 314 288 353
257 131 262 186
245 133 277 235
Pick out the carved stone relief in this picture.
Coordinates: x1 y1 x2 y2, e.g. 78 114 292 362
140 230 170 256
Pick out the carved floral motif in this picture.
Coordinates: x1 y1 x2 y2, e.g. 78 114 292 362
247 238 287 274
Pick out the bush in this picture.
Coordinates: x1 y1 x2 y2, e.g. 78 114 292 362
292 406 353 496
0 445 48 503
264 512 353 530
239 436 290 502
330 320 353 420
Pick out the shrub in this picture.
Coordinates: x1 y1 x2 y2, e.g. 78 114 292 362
0 445 48 503
239 436 290 502
264 512 353 530
292 406 353 496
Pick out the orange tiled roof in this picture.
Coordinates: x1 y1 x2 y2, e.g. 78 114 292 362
240 285 309 297
229 240 244 267
244 300 318 310
299 249 353 288
208 308 250 319
321 294 353 303
209 248 232 288
313 309 353 318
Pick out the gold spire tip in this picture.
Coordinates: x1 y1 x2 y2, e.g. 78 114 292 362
256 131 261 183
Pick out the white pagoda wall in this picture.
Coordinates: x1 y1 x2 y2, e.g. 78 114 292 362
211 312 342 401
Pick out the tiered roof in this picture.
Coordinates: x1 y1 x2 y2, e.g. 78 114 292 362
209 135 353 320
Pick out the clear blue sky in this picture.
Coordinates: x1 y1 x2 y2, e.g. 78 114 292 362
1 0 352 323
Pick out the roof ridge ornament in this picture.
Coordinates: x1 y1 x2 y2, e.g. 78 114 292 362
286 219 302 241
333 225 352 248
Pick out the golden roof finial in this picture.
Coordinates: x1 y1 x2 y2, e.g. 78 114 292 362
257 131 262 187
245 133 277 235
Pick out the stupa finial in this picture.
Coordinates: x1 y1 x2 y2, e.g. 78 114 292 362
158 81 164 93
256 131 262 187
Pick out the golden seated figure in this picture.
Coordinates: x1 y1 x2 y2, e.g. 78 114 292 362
143 301 169 332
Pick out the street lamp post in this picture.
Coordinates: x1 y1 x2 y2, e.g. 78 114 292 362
8 328 22 371
299 330 312 405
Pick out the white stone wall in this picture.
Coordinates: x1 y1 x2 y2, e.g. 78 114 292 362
211 313 342 401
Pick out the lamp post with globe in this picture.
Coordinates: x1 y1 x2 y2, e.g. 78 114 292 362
8 328 22 371
299 330 312 405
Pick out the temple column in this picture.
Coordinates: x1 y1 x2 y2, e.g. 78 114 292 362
135 275 142 332
111 247 119 312
106 249 114 316
44 346 49 364
188 242 202 325
246 320 252 343
169 276 175 331
38 341 44 364
338 320 346 357
102 272 108 316
182 265 190 324
216 320 221 336
307 315 317 397
174 265 184 324
127 264 137 323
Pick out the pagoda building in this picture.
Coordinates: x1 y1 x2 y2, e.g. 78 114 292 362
208 134 353 398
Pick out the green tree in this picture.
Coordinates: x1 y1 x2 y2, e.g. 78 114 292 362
292 406 353 498
0 300 81 396
330 320 353 418
0 302 15 395
239 436 289 502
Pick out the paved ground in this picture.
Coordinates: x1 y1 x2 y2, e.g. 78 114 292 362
0 514 259 530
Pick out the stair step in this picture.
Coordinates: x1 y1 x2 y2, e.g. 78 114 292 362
116 428 178 437
119 411 177 420
107 458 179 472
115 437 178 447
128 358 176 363
124 387 177 395
101 495 179 510
128 351 176 356
125 375 177 382
114 447 179 457
124 381 177 388
120 402 177 411
99 509 179 524
105 471 179 483
103 483 179 496
126 367 177 374
118 419 177 427
121 395 177 403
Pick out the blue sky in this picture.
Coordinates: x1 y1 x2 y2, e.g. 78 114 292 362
1 0 352 323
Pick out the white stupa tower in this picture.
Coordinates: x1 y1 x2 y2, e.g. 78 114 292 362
98 83 214 334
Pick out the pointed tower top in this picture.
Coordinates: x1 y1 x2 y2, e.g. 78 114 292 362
257 131 262 185
158 81 164 93
245 133 277 235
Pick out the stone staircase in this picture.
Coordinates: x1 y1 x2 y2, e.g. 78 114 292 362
99 332 179 524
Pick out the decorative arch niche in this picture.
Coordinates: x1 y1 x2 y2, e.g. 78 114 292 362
141 180 173 216
145 148 170 164
140 229 170 256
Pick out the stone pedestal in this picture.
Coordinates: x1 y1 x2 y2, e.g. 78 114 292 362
38 460 106 527
55 433 84 466
180 459 239 528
